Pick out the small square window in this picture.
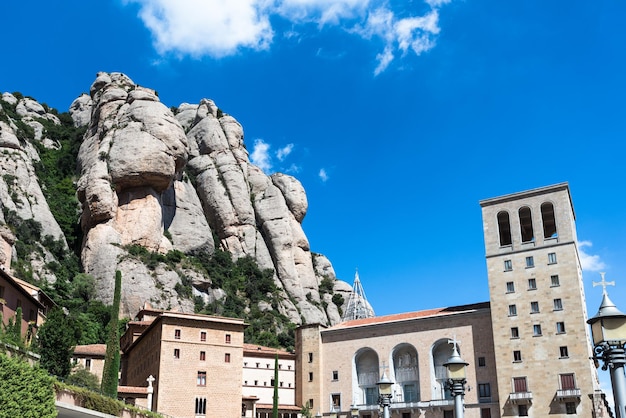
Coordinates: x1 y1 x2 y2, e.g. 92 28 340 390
508 304 517 316
200 351 206 361
513 350 522 362
200 331 207 342
524 256 534 268
533 324 542 336
332 370 339 380
556 322 566 334
174 348 180 359
174 329 181 339
478 357 486 367
506 281 515 293
554 298 563 311
225 353 231 363
548 252 557 264
511 327 519 338
551 275 560 287
527 278 536 290
504 260 513 271
559 346 569 358
530 301 539 313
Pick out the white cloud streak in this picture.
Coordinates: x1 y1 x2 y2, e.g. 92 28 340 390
319 168 329 182
250 139 272 173
276 143 294 161
125 0 451 73
578 241 607 271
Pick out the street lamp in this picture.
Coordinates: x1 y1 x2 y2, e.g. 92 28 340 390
377 371 393 418
587 273 626 418
329 407 338 418
350 404 359 418
443 339 468 418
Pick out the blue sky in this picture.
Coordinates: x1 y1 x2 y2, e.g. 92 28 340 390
2 0 625 355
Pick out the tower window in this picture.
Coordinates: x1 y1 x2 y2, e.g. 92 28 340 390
195 397 207 415
559 346 569 358
508 305 517 316
308 352 313 363
554 298 563 311
541 202 558 238
511 327 519 338
200 331 206 342
174 329 181 339
551 275 560 287
528 278 537 290
308 372 313 382
548 252 557 264
332 370 339 380
478 357 486 367
497 211 512 246
519 206 534 243
174 349 180 359
504 260 513 271
530 301 539 313
556 322 566 334
533 324 542 336
506 282 515 293
525 256 534 268
197 371 207 386
513 350 522 362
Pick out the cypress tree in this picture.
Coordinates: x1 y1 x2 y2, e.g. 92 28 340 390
101 270 122 398
272 353 279 418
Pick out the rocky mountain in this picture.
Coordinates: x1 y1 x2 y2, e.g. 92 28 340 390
0 72 352 332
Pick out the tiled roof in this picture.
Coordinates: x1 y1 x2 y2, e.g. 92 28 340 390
329 302 490 330
73 344 107 357
118 386 148 395
255 404 302 411
243 343 292 356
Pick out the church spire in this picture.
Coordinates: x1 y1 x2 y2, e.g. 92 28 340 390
341 270 375 322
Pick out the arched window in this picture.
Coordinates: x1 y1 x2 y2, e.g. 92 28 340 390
355 348 380 405
432 340 455 400
393 344 419 403
541 202 557 238
497 211 512 246
518 207 534 243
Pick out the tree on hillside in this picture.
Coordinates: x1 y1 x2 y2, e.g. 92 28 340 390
101 270 122 398
37 307 77 378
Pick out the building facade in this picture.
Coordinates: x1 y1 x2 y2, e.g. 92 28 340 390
295 183 608 418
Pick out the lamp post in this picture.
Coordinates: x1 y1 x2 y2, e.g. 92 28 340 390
587 273 626 418
329 407 338 418
443 338 469 418
350 404 359 418
377 371 393 418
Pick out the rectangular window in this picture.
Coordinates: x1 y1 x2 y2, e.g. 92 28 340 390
527 278 536 290
551 274 560 287
332 370 339 380
481 408 492 418
530 301 539 313
403 383 418 402
331 394 341 410
478 356 486 367
511 327 519 338
548 252 557 264
518 404 528 416
308 399 314 409
560 373 576 390
225 353 230 363
478 383 491 399
525 256 534 268
554 298 563 311
506 281 515 293
508 304 517 316
308 352 313 363
85 358 91 370
195 397 207 415
533 324 542 336
365 387 378 405
200 331 207 342
200 351 206 361
29 309 36 321
225 334 231 343
174 348 180 359
513 377 528 393
560 346 569 358
566 402 576 414
308 372 313 382
174 329 181 339
504 260 513 271
513 350 522 362
197 371 207 386
557 322 566 334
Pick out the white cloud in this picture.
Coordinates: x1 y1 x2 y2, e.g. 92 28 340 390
126 0 452 73
578 241 607 271
276 143 294 161
319 168 329 182
250 139 273 173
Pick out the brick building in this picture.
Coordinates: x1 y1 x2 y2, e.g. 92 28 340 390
296 183 610 418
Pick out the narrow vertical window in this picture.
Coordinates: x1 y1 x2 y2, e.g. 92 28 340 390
225 334 231 343
504 260 513 271
308 352 313 363
497 211 512 246
200 331 207 342
554 298 563 311
478 357 486 367
548 252 557 264
174 329 181 339
541 202 557 238
225 353 231 363
197 371 207 386
332 370 339 380
174 348 180 359
308 372 313 381
519 206 534 242
200 351 206 361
